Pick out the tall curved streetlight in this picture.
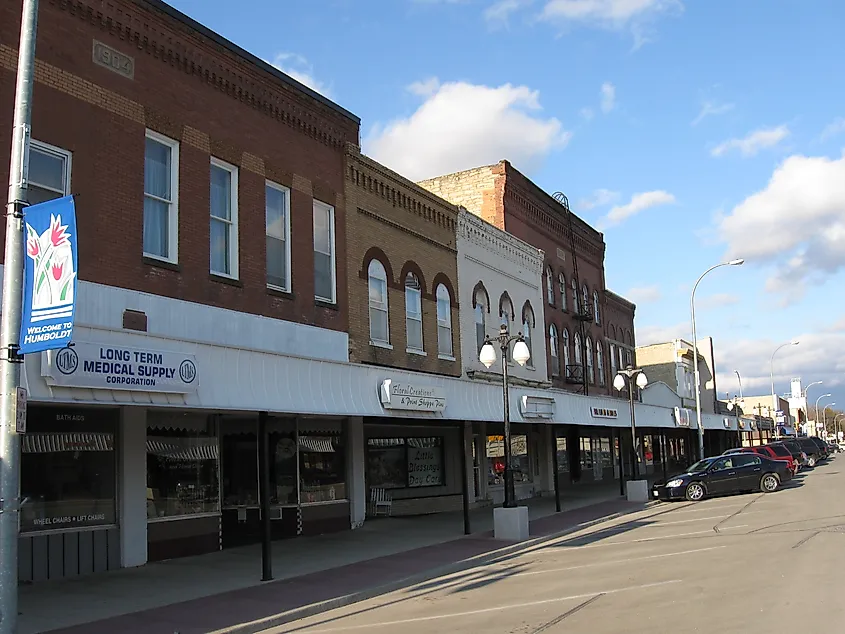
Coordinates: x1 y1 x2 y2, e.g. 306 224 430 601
815 393 832 430
480 324 531 508
691 259 744 460
770 341 799 413
823 403 837 437
613 366 649 480
803 380 823 425
734 370 744 400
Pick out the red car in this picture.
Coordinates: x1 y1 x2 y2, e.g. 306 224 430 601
723 446 797 477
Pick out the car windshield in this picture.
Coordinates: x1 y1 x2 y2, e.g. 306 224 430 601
769 445 790 457
687 459 714 473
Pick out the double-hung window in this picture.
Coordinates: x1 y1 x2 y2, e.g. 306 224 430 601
265 182 290 291
210 158 239 278
28 140 71 204
368 260 389 345
405 273 423 352
143 131 179 262
313 201 336 303
436 284 453 358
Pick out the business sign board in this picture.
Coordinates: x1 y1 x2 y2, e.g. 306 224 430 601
379 379 446 412
20 196 78 354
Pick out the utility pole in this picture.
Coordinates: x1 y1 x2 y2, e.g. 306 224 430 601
1 1 39 632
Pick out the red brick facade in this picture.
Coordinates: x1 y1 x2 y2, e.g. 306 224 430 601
0 0 359 332
419 160 636 396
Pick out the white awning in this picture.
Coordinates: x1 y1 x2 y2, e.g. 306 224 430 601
22 432 114 453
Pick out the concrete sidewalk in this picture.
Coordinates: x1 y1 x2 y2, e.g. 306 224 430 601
22 485 634 634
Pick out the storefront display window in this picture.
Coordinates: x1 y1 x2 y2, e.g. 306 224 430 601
147 416 220 519
21 408 117 532
486 434 531 486
579 437 592 469
300 435 346 503
367 437 445 489
599 437 613 467
555 436 569 473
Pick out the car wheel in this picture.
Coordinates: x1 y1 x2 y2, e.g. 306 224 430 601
807 456 816 468
760 473 780 493
685 482 705 501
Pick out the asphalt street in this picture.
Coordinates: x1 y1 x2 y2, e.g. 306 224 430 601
264 459 845 634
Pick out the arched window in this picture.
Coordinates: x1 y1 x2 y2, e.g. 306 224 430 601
609 342 618 379
597 340 605 385
618 345 625 370
436 284 452 357
405 272 423 351
574 332 582 365
570 278 578 312
368 260 389 345
558 273 567 311
546 267 555 305
474 287 487 353
586 336 595 384
522 303 535 368
549 324 559 376
562 328 571 371
500 294 514 360
582 284 589 315
593 290 601 324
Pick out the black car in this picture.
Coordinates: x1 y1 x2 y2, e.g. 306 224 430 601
793 437 826 467
652 453 791 502
770 440 808 468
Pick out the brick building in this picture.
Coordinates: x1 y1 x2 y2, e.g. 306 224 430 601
418 160 636 397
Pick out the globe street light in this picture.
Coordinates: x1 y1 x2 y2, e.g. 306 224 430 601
480 323 530 508
614 366 648 480
770 341 799 414
691 259 744 460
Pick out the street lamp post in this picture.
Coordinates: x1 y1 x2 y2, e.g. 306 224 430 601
480 324 531 509
803 381 823 427
613 366 648 480
734 370 744 400
770 341 799 414
691 259 744 460
835 414 844 442
815 393 832 431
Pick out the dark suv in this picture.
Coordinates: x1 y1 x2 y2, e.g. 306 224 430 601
794 437 826 467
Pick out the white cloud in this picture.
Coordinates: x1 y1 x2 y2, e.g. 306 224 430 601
270 53 331 97
580 107 595 121
820 117 845 141
540 0 683 47
636 321 688 346
713 329 845 407
710 125 789 158
484 0 533 27
698 293 740 310
718 151 845 292
364 79 571 181
601 190 676 228
578 188 620 210
626 285 662 304
600 82 616 113
407 77 441 97
691 100 734 126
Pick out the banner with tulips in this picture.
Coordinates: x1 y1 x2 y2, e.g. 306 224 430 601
20 195 78 354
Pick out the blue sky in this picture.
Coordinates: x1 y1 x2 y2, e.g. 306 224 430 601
167 0 845 409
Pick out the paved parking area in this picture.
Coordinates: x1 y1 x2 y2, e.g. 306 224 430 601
265 461 845 634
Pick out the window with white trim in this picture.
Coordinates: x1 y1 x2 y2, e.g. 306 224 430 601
313 200 336 303
209 158 239 278
610 343 618 378
28 140 71 205
549 324 559 376
562 328 571 369
368 260 389 345
405 273 423 351
597 340 606 385
546 267 554 305
500 295 513 361
559 273 567 311
586 336 595 384
474 291 487 353
570 278 578 311
593 290 601 324
436 284 453 357
522 303 535 368
143 131 179 262
574 332 582 365
581 284 589 315
265 181 290 291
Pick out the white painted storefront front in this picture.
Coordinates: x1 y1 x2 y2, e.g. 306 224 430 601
11 270 737 582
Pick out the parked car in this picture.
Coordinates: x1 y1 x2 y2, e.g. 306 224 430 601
723 446 797 475
652 453 791 502
793 437 826 467
773 439 810 468
806 436 832 460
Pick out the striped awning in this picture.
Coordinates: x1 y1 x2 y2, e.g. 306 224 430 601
298 436 337 453
146 437 219 461
22 432 114 454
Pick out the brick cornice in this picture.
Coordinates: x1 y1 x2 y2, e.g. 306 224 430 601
356 207 457 255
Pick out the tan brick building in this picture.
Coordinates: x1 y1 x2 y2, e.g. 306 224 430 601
345 145 461 376
418 161 636 397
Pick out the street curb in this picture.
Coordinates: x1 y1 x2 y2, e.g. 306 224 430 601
211 501 660 634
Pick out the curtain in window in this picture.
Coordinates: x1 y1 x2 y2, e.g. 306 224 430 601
144 138 171 258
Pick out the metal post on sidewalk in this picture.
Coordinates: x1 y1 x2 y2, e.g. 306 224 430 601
1 2 39 632
257 411 272 581
459 422 471 535
551 428 561 513
617 429 625 497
